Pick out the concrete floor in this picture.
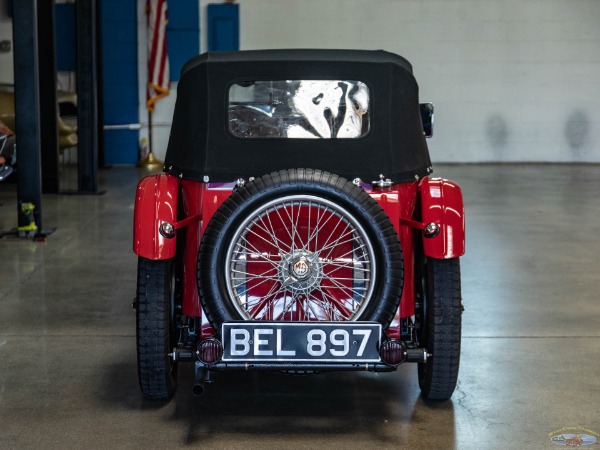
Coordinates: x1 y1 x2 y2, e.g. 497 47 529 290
0 164 598 449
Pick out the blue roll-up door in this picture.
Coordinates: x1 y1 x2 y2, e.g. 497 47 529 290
101 0 138 164
207 3 239 52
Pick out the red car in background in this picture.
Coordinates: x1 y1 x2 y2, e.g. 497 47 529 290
0 119 15 180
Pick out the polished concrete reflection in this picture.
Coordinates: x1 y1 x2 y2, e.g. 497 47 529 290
1 165 599 449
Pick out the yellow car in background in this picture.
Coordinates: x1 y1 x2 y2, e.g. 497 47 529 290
0 86 78 151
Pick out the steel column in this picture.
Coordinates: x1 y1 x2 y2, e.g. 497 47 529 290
12 0 43 230
37 0 60 194
76 0 99 193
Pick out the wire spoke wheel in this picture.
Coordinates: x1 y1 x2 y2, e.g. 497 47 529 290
225 195 376 321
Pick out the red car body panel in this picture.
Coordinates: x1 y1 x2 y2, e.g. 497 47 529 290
368 182 418 336
181 181 236 324
180 181 203 317
419 178 466 259
133 174 179 260
134 175 465 336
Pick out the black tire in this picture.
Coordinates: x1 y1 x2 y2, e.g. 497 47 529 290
136 257 179 400
417 257 462 401
198 168 403 328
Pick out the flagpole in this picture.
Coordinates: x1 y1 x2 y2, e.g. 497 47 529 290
138 0 167 171
149 109 152 152
137 109 162 169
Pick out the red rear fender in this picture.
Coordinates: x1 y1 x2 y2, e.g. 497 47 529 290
133 174 180 260
420 177 465 259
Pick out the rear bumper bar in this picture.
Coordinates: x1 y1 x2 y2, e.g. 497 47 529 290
206 362 397 372
174 347 428 370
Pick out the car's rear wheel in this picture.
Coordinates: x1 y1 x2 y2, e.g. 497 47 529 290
198 169 403 328
136 257 179 400
417 257 462 400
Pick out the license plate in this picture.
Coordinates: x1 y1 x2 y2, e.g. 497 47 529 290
221 322 382 362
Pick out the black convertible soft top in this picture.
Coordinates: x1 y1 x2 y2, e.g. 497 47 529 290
164 49 432 183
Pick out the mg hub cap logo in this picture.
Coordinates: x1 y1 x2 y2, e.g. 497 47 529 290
292 259 309 279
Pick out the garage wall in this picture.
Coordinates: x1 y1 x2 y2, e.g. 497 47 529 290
198 0 599 163
103 0 139 165
0 1 598 163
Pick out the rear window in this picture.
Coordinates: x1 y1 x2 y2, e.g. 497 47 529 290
228 80 370 139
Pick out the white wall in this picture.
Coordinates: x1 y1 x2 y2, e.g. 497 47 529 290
195 0 600 163
1 1 598 163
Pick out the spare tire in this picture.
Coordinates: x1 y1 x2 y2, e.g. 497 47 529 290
197 169 403 329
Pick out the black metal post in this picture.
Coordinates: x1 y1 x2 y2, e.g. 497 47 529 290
76 0 99 193
12 0 43 230
148 110 153 155
96 0 105 167
37 0 60 194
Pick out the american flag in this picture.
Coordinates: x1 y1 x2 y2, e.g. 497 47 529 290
146 0 170 111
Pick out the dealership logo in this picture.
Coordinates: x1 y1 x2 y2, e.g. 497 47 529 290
549 427 598 446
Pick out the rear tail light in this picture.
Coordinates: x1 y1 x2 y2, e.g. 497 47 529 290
196 338 223 364
379 339 407 366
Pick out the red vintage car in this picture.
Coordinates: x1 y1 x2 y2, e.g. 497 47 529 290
0 119 15 181
133 49 465 401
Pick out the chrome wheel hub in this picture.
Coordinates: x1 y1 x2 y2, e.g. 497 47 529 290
278 251 323 293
